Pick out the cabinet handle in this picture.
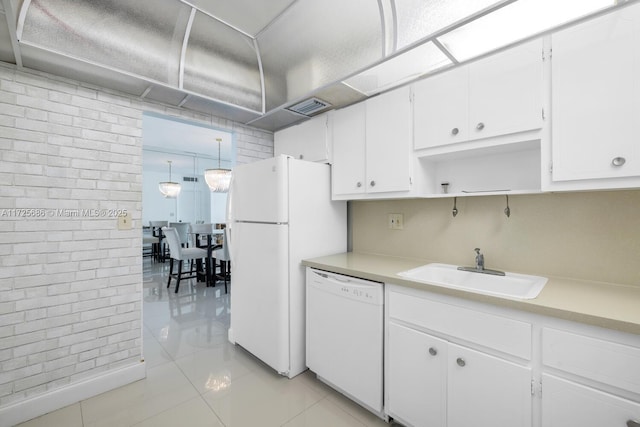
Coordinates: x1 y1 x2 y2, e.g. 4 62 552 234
356 182 362 188
370 180 376 187
428 347 438 356
456 357 466 367
476 122 485 131
451 127 459 136
612 157 626 167
627 420 640 427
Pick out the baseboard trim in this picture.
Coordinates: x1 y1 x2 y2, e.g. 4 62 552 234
0 361 146 427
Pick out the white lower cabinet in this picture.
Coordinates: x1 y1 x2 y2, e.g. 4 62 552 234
447 343 532 427
387 322 447 427
386 287 533 427
387 321 532 427
542 374 640 427
541 326 640 427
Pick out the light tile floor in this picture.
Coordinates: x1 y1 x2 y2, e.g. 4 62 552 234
16 260 395 427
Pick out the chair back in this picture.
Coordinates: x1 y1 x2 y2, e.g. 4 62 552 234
150 221 169 237
189 223 213 248
189 223 213 234
219 228 231 261
162 227 184 260
149 220 169 228
169 222 190 246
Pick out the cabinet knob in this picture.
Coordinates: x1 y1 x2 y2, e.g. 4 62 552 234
627 420 640 427
612 157 626 167
428 347 438 356
451 127 459 135
299 154 304 160
456 357 466 367
370 180 376 187
356 182 362 188
476 122 485 131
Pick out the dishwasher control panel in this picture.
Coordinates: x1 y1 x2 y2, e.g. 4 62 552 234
308 269 383 305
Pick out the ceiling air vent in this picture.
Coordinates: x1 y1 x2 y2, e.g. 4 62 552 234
286 97 332 116
183 176 198 182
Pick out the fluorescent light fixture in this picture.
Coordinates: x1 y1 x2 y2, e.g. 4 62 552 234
343 42 452 96
395 0 504 50
437 0 615 61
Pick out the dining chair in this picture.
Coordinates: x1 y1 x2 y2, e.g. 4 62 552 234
149 220 169 261
189 223 213 248
162 226 208 293
213 228 230 293
169 222 190 248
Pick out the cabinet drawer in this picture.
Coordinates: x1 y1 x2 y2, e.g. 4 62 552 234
542 374 640 427
388 291 531 359
542 327 640 394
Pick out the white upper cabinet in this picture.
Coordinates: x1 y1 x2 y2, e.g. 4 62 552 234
331 86 412 199
414 38 543 150
365 87 412 194
274 113 329 162
332 103 366 196
551 4 640 184
413 66 469 149
468 38 543 141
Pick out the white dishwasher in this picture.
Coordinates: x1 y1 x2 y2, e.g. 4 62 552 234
306 267 384 417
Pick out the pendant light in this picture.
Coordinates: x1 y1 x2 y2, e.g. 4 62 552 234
158 160 181 198
204 138 232 192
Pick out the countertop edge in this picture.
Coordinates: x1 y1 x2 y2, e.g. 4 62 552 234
302 253 640 336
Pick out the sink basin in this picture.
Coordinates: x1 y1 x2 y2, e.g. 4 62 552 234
397 263 547 300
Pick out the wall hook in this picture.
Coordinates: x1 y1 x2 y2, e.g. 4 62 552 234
452 197 458 218
504 195 511 218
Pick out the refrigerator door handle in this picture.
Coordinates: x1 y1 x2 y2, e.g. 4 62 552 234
225 172 234 261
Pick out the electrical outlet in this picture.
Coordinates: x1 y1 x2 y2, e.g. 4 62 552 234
388 213 404 230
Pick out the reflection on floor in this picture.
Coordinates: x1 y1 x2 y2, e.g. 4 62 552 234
17 259 392 427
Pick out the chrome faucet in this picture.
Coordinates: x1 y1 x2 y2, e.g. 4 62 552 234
474 248 484 271
458 247 505 276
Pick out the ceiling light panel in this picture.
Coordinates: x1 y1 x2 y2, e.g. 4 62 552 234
183 11 262 112
437 0 615 62
257 0 383 110
20 0 191 86
343 41 452 96
394 0 503 50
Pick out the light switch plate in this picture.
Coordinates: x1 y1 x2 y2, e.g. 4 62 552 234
118 212 132 230
388 213 404 230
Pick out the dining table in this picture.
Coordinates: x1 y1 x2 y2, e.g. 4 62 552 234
191 229 224 287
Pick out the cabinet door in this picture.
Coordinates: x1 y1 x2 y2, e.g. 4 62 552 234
552 5 640 181
365 86 412 193
469 38 543 141
274 114 328 162
413 66 469 149
448 343 532 427
387 322 446 427
331 103 366 196
542 374 640 427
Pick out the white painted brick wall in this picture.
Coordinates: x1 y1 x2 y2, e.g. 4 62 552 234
0 62 273 409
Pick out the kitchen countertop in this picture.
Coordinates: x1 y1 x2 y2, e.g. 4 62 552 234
302 252 640 335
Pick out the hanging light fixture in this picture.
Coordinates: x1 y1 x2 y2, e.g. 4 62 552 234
158 160 181 198
204 138 232 192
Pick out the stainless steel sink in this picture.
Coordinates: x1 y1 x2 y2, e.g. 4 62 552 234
397 263 547 300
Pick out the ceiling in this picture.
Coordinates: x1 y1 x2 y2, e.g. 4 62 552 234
0 0 629 132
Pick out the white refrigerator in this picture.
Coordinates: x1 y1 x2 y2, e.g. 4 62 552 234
227 155 346 378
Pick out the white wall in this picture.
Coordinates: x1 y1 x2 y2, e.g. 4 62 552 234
0 61 273 425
